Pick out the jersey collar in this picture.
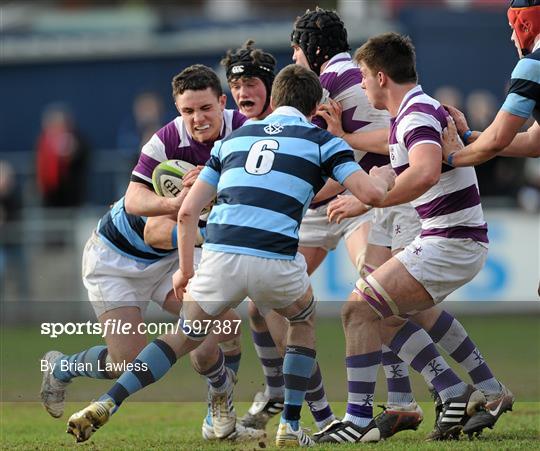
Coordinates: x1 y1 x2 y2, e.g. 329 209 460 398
270 106 308 122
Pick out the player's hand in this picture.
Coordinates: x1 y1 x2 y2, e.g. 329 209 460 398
369 165 396 191
182 165 204 188
172 268 194 300
443 104 469 136
317 99 344 138
441 116 464 162
328 195 370 224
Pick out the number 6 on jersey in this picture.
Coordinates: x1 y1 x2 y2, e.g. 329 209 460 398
244 139 278 175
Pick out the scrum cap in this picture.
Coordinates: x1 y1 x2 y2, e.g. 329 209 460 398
222 40 276 116
508 0 540 55
291 7 350 75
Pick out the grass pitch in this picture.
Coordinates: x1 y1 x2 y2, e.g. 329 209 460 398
1 315 539 449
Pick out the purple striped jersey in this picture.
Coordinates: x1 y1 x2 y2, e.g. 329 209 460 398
131 109 246 186
313 52 390 172
389 85 488 243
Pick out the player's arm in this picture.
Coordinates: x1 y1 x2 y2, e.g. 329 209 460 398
125 181 186 217
499 121 540 158
311 179 345 203
343 128 389 155
173 178 216 298
341 166 394 207
318 99 389 154
380 143 442 207
144 214 178 249
443 111 528 166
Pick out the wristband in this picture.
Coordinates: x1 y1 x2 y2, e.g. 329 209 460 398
447 152 456 167
462 129 472 144
171 226 178 248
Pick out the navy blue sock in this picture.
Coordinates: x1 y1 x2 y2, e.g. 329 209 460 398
281 346 316 431
53 346 111 382
99 339 176 409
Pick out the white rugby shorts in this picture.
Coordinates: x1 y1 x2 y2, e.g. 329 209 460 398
299 201 372 251
82 232 201 317
395 235 488 303
188 249 311 317
368 204 421 251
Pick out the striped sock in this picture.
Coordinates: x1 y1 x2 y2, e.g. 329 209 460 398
53 346 111 382
281 346 316 431
305 362 335 430
100 339 176 409
381 345 414 406
224 352 241 376
427 311 501 396
200 349 231 393
343 350 381 427
389 321 467 402
251 329 285 400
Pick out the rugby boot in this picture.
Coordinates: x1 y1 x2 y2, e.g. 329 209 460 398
275 422 314 447
209 367 237 438
240 391 284 429
374 402 423 439
463 383 514 438
66 399 115 442
427 384 486 441
316 419 381 443
40 350 70 418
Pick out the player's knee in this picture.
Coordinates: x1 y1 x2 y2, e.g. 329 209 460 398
178 313 210 341
190 346 214 373
341 299 374 330
287 296 316 325
351 276 399 320
219 336 241 353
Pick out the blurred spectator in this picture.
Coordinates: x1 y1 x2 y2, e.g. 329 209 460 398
0 160 28 300
0 160 19 225
116 91 164 165
35 104 89 207
517 159 540 213
434 85 464 111
465 90 525 198
465 90 497 131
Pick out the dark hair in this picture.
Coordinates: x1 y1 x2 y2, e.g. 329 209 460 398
291 7 350 75
271 64 322 116
354 32 417 84
171 64 223 99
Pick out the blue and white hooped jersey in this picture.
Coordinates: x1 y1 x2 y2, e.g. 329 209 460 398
198 106 361 260
97 197 173 263
501 42 540 124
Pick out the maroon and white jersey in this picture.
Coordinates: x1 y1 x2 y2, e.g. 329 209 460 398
389 85 488 244
131 109 246 186
314 52 390 172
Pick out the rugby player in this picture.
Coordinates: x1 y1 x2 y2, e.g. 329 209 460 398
316 32 490 444
41 65 263 442
326 108 513 441
221 40 338 433
64 64 396 447
442 0 540 165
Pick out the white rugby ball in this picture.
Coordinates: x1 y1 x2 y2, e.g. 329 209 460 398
152 160 196 197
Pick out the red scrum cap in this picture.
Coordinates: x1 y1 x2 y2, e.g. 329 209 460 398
508 0 540 55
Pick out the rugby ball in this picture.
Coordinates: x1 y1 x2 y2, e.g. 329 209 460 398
152 160 195 197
